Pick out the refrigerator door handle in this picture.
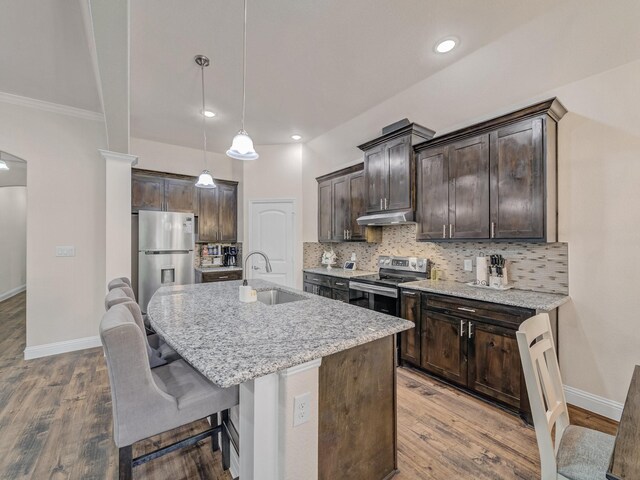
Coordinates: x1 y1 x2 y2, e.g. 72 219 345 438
144 250 191 255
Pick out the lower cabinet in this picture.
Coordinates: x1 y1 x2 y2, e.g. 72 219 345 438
400 290 537 419
195 269 242 283
303 272 350 303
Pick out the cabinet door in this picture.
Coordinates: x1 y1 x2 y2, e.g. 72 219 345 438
448 134 490 239
490 118 544 239
318 286 333 298
318 179 333 242
416 147 449 240
331 176 349 242
400 291 421 365
132 174 165 212
165 178 197 213
347 171 367 240
386 135 412 211
331 289 349 303
218 183 238 242
468 322 522 408
364 145 386 213
303 282 317 295
198 188 219 242
421 310 468 386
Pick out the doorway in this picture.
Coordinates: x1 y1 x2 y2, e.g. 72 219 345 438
247 200 296 288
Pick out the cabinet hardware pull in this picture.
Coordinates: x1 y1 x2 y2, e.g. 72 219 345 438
404 292 416 296
442 224 446 238
384 198 388 210
468 322 473 338
335 282 345 286
380 198 383 210
460 320 466 337
347 230 351 240
343 229 346 239
457 307 476 313
449 224 453 238
491 222 495 238
219 276 229 279
328 230 331 239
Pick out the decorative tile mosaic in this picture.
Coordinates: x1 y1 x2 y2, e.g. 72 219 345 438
303 224 568 295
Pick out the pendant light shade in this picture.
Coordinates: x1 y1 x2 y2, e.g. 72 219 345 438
0 160 9 171
227 130 258 160
227 0 258 161
194 54 216 189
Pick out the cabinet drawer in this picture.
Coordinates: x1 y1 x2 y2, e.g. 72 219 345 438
330 277 350 291
303 272 332 288
201 270 242 283
424 294 533 328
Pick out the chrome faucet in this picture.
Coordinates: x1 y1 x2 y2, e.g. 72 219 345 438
243 251 273 285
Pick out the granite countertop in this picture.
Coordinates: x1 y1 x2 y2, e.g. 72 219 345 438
147 279 413 388
303 267 377 279
399 279 569 311
195 266 243 273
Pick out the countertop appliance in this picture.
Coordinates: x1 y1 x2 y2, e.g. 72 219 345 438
349 256 430 316
138 210 194 312
223 246 238 267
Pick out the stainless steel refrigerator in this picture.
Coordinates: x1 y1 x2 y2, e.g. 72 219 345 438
138 210 194 312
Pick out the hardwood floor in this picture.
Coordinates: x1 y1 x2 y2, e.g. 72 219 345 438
0 293 618 479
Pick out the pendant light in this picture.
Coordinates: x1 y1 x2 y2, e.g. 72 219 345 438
195 55 216 188
226 0 259 160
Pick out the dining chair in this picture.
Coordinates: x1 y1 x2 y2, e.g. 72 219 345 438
517 313 615 480
105 288 180 366
108 276 133 290
100 303 238 480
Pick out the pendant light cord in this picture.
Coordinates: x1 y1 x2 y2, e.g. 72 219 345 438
241 0 247 132
200 63 208 169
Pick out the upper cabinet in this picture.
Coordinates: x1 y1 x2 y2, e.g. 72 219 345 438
197 180 239 243
415 98 566 242
132 170 197 214
316 164 376 243
358 123 435 214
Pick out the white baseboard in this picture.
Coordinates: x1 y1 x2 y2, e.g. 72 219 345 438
564 385 624 421
24 335 102 360
230 442 239 479
0 284 26 302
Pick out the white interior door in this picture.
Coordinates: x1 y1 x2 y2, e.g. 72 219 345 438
248 200 295 287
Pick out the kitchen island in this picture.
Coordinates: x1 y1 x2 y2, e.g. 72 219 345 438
147 279 413 480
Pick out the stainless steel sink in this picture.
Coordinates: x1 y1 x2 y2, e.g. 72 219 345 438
256 289 307 306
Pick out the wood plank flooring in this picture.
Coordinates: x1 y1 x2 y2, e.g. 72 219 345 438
0 292 618 479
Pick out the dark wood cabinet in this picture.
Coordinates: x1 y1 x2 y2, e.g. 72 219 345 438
132 173 166 212
303 272 350 303
359 123 435 215
197 180 239 243
414 98 566 242
399 290 421 365
132 172 197 214
195 269 242 283
164 178 197 214
316 164 379 243
400 290 541 420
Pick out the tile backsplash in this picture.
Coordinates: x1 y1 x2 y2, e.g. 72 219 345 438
303 224 568 295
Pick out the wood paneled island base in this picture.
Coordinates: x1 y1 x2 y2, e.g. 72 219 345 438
319 335 397 480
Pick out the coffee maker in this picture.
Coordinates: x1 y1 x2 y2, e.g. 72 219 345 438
223 246 238 267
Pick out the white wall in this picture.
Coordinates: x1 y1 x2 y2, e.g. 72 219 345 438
243 144 304 288
0 101 107 348
0 186 27 300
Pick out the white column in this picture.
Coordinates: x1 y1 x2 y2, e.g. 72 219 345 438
239 358 322 480
100 149 137 289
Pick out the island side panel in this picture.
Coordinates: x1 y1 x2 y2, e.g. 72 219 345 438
318 335 397 480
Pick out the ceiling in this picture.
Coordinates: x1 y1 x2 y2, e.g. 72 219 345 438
130 0 560 153
0 152 27 187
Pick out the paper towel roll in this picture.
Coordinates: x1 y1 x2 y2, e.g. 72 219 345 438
476 256 488 285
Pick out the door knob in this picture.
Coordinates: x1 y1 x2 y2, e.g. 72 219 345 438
252 266 260 270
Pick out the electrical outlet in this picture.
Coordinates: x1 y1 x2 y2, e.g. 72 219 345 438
56 246 76 257
464 259 473 271
293 392 311 427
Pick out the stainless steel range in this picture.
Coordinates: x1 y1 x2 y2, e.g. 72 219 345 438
349 256 430 316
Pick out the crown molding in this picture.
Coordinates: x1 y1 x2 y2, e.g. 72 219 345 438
0 91 104 122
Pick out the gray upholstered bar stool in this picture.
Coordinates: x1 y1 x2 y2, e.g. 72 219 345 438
101 303 238 480
105 289 180 366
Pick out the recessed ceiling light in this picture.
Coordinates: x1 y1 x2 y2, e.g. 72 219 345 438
291 134 302 141
0 161 9 171
434 36 458 54
203 110 216 118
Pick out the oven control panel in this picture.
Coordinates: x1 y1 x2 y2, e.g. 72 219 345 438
378 256 429 273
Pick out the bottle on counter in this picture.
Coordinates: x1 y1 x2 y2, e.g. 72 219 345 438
430 264 439 281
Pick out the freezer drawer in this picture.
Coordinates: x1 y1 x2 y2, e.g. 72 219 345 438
138 250 194 312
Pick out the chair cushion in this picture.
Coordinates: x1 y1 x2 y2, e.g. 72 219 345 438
557 425 615 480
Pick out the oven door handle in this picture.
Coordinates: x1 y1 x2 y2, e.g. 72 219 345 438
349 282 398 298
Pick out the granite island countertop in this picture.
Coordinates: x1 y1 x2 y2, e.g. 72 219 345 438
147 279 413 388
399 279 569 311
303 267 377 279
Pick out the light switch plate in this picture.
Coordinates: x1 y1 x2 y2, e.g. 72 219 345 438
56 246 76 257
464 259 473 271
293 392 311 427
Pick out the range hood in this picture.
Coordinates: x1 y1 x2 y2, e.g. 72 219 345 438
356 210 414 226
